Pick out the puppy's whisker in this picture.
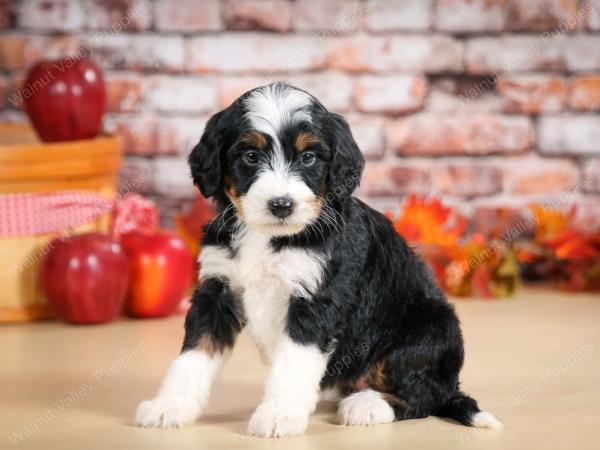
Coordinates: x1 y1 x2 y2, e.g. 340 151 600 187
320 208 342 235
316 220 327 241
318 211 334 232
324 203 345 226
312 220 324 242
216 213 236 246
312 218 326 241
323 205 344 234
207 204 234 229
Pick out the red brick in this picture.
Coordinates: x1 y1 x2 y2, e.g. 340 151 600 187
503 157 580 194
287 73 353 112
569 75 600 111
328 35 463 73
435 162 502 197
573 197 600 232
563 35 600 72
155 0 221 31
5 72 24 109
496 75 566 113
0 0 13 28
435 0 507 33
508 0 581 31
0 36 26 70
0 75 5 109
538 115 600 155
355 75 427 115
292 0 363 32
366 0 432 32
87 0 152 31
187 34 326 74
346 115 386 160
466 36 566 74
586 0 600 30
582 158 600 193
426 77 503 113
103 114 160 155
355 196 403 216
152 157 197 198
359 162 431 196
223 0 291 32
17 0 84 31
156 116 207 155
83 34 185 72
0 34 83 71
145 76 218 114
105 114 207 156
118 156 154 195
218 76 265 108
389 114 534 156
106 72 143 113
35 34 83 61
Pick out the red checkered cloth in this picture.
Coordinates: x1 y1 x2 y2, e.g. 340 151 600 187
111 193 159 238
0 191 113 238
0 191 158 239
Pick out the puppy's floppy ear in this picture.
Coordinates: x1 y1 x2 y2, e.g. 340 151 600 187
188 111 224 198
327 113 365 200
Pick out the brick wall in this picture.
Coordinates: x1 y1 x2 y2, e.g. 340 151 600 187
1 0 599 231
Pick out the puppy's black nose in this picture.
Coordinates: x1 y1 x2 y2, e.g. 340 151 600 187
268 196 294 219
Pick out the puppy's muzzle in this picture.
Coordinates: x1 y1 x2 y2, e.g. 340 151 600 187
268 196 294 219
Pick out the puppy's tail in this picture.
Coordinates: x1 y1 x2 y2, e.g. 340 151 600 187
436 392 503 429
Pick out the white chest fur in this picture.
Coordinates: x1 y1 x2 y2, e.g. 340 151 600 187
199 226 326 361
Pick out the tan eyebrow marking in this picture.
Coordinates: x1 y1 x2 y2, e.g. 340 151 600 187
295 132 320 152
240 131 267 150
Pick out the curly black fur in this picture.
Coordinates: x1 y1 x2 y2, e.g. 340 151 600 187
185 82 492 427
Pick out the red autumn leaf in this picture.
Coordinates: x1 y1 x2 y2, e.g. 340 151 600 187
387 195 467 249
555 238 598 261
175 195 215 255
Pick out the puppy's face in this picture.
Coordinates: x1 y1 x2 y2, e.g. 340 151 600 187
225 91 331 235
189 83 364 237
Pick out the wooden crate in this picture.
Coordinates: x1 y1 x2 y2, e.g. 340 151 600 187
0 124 121 322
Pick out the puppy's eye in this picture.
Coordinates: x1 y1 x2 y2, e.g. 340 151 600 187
242 150 259 165
300 151 316 167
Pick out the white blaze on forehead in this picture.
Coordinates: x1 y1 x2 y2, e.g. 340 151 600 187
244 83 312 138
243 83 312 179
239 83 319 235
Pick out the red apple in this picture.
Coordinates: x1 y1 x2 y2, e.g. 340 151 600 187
40 233 128 324
121 230 195 318
23 58 106 142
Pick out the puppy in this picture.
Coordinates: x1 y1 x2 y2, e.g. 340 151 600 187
135 82 502 437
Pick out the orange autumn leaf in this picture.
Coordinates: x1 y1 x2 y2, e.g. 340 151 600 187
387 195 518 298
522 203 600 292
531 205 575 243
388 195 467 249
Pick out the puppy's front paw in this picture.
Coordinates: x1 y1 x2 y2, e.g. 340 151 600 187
135 396 200 429
246 402 308 438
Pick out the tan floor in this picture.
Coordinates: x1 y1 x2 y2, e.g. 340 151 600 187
1 287 599 450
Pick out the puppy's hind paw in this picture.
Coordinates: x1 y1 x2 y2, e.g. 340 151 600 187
338 389 396 426
135 396 200 429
